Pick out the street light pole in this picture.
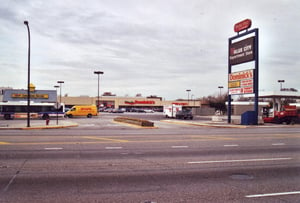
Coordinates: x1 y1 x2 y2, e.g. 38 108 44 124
57 81 64 104
94 71 104 110
24 21 31 127
218 86 224 97
54 85 59 125
278 80 285 91
186 89 191 104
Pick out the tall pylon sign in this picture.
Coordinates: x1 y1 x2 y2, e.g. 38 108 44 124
228 19 259 124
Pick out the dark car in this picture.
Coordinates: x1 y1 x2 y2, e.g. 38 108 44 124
175 109 193 120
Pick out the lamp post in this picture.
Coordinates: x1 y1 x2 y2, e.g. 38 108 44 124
218 86 224 112
24 20 31 127
94 71 104 110
278 80 285 91
218 86 224 97
186 89 191 104
54 85 59 125
191 94 195 106
57 81 64 104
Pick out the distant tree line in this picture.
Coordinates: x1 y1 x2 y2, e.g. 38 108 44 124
202 93 228 113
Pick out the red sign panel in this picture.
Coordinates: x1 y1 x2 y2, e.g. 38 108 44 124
234 19 252 33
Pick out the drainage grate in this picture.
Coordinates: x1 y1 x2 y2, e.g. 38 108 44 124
142 201 157 203
230 173 254 180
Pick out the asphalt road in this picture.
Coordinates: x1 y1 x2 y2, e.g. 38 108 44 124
0 114 300 203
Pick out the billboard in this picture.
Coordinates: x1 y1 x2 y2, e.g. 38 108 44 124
228 69 254 95
229 36 255 65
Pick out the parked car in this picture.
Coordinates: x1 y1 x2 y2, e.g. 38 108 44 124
144 109 155 113
130 108 146 113
111 108 125 113
104 108 114 113
175 109 193 120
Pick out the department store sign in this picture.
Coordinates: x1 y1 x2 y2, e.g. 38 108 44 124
124 100 155 105
229 36 254 65
11 93 49 99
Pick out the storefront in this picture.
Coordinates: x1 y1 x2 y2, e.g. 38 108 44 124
1 84 57 103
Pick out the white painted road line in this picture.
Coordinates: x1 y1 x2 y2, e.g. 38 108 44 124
246 191 300 198
44 147 63 150
171 146 189 148
188 157 292 164
224 144 239 147
272 143 286 146
105 147 123 150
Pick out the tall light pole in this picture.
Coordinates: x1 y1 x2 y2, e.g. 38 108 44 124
24 20 31 127
57 81 64 104
218 86 224 97
278 80 285 91
94 71 104 110
218 86 224 112
54 85 59 125
186 89 191 104
191 94 195 106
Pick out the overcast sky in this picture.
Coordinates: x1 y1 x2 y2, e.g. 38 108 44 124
0 0 299 100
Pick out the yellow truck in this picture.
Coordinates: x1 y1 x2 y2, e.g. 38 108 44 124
65 105 98 118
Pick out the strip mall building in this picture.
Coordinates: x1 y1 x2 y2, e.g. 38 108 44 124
60 95 204 112
0 85 213 115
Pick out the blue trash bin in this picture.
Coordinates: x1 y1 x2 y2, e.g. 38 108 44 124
241 111 257 125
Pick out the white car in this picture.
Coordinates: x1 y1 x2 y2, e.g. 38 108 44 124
144 109 154 113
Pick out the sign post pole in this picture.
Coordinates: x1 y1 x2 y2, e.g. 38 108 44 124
254 28 259 125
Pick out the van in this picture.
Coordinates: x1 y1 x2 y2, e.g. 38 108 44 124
163 105 182 118
65 105 98 118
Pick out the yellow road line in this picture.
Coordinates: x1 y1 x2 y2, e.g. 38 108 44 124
1 133 299 146
82 136 129 143
0 138 232 146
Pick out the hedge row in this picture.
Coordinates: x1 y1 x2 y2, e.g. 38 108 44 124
114 116 154 127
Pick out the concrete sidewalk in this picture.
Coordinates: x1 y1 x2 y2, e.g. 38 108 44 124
161 119 249 128
160 119 289 128
0 120 78 130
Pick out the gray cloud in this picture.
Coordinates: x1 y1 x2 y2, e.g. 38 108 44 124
0 0 299 99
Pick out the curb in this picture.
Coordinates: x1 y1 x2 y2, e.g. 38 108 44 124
161 120 248 128
112 121 158 129
0 123 78 130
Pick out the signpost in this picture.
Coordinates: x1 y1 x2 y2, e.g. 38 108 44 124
228 19 259 124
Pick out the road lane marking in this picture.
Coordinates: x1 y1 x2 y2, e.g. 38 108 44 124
4 138 237 146
105 147 123 150
190 135 235 140
0 141 10 145
246 191 300 198
188 157 292 164
272 143 285 146
44 147 63 150
83 136 129 143
224 144 239 147
171 146 189 148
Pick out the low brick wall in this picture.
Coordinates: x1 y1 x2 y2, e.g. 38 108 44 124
114 117 154 127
